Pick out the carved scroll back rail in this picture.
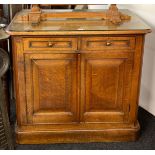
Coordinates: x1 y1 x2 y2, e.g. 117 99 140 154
17 4 131 25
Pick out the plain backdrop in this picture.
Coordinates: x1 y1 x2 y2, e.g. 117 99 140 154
89 4 155 116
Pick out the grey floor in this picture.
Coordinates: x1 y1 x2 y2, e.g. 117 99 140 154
11 107 155 150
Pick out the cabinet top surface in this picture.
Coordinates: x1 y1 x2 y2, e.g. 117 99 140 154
0 29 9 40
6 9 151 35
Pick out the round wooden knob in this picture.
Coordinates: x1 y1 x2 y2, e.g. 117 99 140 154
106 42 112 46
48 42 54 47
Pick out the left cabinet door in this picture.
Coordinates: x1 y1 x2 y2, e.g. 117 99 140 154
24 53 79 124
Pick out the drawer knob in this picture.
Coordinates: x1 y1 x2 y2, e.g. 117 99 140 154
48 42 54 47
106 41 112 46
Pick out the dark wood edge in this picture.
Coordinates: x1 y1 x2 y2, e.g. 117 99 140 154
6 29 151 36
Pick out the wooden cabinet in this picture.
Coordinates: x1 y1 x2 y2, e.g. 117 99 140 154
7 9 151 144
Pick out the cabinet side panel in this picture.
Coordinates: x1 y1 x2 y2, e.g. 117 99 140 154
129 35 145 124
12 37 27 125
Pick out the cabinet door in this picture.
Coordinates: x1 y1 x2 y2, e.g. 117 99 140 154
81 52 134 123
24 53 78 124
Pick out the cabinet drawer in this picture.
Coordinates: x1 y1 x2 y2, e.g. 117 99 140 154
81 37 135 51
23 37 78 51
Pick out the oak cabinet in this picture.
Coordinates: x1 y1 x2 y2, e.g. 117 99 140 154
11 36 148 143
7 9 151 144
10 35 148 144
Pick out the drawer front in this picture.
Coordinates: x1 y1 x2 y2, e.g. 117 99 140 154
23 37 78 51
81 37 135 51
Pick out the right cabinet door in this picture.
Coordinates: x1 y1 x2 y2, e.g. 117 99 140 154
81 52 134 123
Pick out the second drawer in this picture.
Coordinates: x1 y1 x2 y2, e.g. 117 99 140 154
81 36 136 51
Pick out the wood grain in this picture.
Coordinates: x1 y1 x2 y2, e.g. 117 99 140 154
24 53 78 124
81 36 135 51
80 52 133 123
17 4 131 25
16 121 140 144
23 37 78 51
6 10 151 36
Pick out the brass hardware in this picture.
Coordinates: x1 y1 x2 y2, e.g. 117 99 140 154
92 73 97 76
106 41 112 46
48 42 54 47
75 50 80 53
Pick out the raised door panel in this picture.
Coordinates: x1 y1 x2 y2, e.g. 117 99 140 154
24 53 78 124
81 52 133 123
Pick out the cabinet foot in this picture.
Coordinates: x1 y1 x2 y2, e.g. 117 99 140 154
16 122 140 144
